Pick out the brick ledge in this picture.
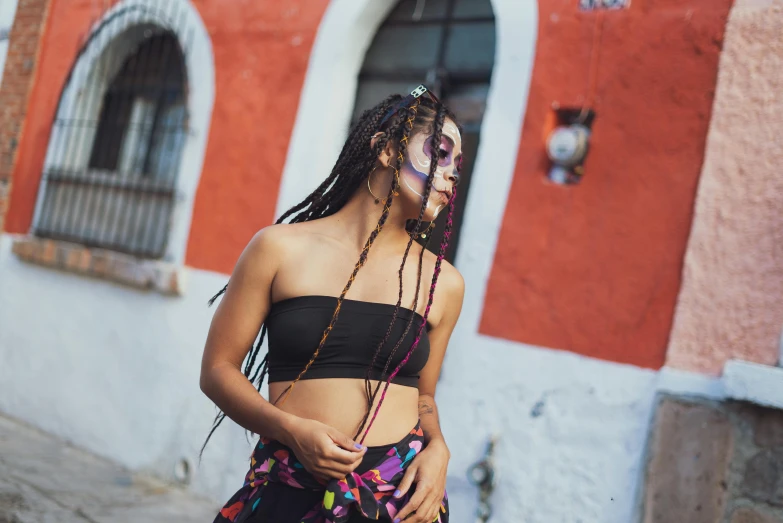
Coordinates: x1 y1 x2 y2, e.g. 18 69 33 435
11 236 186 296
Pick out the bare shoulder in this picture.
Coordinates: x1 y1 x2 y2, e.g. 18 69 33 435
419 248 465 322
437 258 465 305
243 222 311 261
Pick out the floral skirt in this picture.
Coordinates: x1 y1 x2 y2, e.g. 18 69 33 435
214 421 448 523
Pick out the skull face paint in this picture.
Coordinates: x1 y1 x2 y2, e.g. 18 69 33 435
400 119 462 219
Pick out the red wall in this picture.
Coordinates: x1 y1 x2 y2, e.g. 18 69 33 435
187 1 328 273
480 0 733 368
4 0 328 274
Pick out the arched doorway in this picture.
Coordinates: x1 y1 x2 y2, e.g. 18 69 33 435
352 0 496 262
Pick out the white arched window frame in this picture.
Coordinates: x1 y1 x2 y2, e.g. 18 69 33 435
32 0 214 264
277 0 537 334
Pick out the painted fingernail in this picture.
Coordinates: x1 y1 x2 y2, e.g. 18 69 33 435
394 519 401 523
394 489 402 497
355 443 364 450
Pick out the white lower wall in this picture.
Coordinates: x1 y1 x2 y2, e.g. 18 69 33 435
0 234 247 503
0 231 713 521
437 334 659 522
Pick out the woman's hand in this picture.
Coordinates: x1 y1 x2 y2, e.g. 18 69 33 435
283 417 366 480
393 439 450 522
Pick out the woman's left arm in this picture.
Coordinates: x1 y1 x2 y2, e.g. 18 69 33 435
394 263 464 523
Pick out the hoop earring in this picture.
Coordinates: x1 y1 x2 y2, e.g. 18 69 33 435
367 165 387 204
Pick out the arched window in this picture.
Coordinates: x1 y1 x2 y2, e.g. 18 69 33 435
35 21 189 259
353 0 495 262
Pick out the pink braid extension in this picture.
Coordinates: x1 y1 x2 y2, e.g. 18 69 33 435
360 188 457 444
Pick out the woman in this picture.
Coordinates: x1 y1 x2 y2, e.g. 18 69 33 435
200 85 465 523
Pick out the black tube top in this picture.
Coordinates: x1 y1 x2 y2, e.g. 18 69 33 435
265 295 431 388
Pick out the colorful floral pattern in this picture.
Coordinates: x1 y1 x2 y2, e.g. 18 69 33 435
214 423 448 523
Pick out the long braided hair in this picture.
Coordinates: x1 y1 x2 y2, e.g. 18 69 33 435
200 90 460 456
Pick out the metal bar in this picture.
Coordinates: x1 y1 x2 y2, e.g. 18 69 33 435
38 7 102 236
381 16 494 26
115 7 163 254
155 1 193 257
56 4 120 241
79 7 141 249
138 0 184 257
359 70 492 82
43 173 176 197
155 0 191 257
53 118 187 132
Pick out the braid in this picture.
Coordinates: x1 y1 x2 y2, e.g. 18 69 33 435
354 105 447 441
357 105 448 443
199 95 409 456
360 188 457 443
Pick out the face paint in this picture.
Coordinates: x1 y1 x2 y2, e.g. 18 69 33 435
401 120 462 218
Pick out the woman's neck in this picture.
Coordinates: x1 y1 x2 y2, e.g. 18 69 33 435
327 190 412 255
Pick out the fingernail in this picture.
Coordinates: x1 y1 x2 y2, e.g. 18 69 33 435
394 519 401 523
394 489 401 498
355 443 364 450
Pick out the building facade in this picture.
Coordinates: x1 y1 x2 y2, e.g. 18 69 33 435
1 0 782 521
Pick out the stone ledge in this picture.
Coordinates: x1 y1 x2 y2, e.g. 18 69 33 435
11 236 186 296
723 360 783 410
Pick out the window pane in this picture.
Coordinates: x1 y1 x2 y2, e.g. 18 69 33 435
388 0 448 21
363 26 443 73
117 97 156 175
444 83 490 125
453 0 494 19
353 80 422 122
147 102 186 183
443 22 495 71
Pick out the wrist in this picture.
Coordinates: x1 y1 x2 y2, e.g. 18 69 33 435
426 437 450 457
274 411 301 447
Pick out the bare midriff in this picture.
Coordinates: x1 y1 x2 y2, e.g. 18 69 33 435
269 378 420 446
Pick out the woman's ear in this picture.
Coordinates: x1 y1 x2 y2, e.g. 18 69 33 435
370 132 397 168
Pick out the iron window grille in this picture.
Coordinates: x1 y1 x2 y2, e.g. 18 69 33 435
35 5 191 259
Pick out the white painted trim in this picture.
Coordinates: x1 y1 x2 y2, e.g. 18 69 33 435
278 0 538 342
723 359 783 409
32 0 214 264
656 366 725 400
276 0 397 213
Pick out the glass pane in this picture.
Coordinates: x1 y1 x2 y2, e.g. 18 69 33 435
443 22 495 71
362 25 444 73
444 83 490 125
388 0 448 21
117 97 155 176
453 0 494 19
147 102 186 183
352 80 422 122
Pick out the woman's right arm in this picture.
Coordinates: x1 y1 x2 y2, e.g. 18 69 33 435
199 226 365 478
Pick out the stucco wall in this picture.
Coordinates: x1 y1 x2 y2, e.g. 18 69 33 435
0 235 249 502
0 0 756 520
0 231 671 521
480 0 734 369
2 0 328 274
667 0 783 375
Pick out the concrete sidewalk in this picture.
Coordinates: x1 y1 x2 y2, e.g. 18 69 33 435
0 414 219 522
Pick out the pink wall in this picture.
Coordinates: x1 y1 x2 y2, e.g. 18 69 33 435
667 0 783 375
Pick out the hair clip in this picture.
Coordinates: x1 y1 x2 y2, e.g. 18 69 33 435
411 85 428 98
